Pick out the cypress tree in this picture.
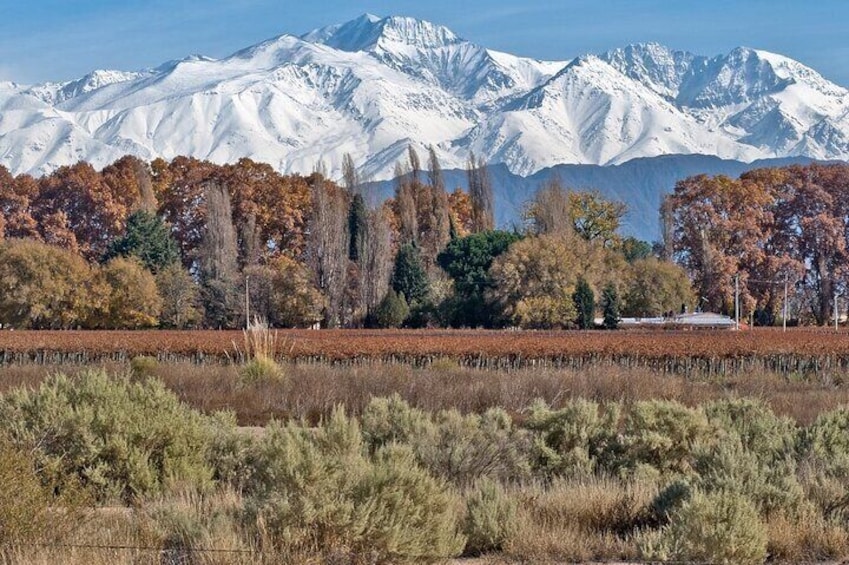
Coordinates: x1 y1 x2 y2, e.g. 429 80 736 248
391 243 429 306
573 277 595 330
348 193 367 262
105 210 179 273
601 282 620 330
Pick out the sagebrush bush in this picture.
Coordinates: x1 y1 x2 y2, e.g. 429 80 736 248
130 355 159 378
704 398 797 459
462 478 517 555
413 407 531 486
646 488 768 565
361 394 433 451
0 371 233 503
618 400 713 477
245 407 464 562
693 434 803 515
799 406 849 479
525 398 620 477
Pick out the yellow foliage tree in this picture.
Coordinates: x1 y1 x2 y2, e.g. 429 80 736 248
93 257 163 329
0 239 97 329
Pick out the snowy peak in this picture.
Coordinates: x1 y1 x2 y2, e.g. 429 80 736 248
303 14 463 52
681 47 794 108
601 43 699 100
1 14 849 182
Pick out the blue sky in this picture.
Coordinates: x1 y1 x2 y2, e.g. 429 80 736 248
3 0 849 84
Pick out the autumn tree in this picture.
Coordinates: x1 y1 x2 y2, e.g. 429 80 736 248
568 190 626 247
524 178 573 236
153 156 217 265
218 158 312 266
197 180 243 328
92 257 162 329
101 155 157 213
623 258 694 318
467 153 494 233
0 168 38 240
487 234 578 328
448 188 473 238
0 239 97 329
156 263 202 329
360 207 394 324
34 162 128 261
305 172 349 327
665 171 797 319
246 256 325 328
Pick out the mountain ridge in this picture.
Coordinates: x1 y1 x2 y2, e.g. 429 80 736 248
2 13 848 182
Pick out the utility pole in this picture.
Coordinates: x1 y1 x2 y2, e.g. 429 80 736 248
735 274 740 331
783 275 788 333
835 291 839 331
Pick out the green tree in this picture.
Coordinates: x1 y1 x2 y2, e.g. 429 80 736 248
392 243 429 306
375 289 410 328
573 277 595 329
347 193 367 262
601 282 620 330
104 210 179 273
437 230 521 327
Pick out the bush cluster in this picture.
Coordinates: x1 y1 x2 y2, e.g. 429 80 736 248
7 372 849 563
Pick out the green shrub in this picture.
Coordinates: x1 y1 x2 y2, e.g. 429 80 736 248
239 355 285 384
413 407 531 487
618 400 713 477
645 477 692 527
375 289 410 328
799 406 849 479
462 478 517 555
525 399 620 477
693 434 803 515
245 408 464 562
361 394 433 452
705 398 797 461
0 371 232 503
647 489 768 565
130 355 159 378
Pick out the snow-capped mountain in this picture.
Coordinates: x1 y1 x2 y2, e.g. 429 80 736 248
1 14 847 181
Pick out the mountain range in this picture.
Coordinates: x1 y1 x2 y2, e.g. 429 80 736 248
1 14 846 240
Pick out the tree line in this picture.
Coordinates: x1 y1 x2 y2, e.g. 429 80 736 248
664 163 849 326
0 149 693 330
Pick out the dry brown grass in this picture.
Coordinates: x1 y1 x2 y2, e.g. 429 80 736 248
766 505 849 562
504 477 656 562
1 361 849 426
